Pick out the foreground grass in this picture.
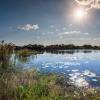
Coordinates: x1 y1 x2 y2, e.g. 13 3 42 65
0 70 100 100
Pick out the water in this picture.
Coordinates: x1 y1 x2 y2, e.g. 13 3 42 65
16 50 100 88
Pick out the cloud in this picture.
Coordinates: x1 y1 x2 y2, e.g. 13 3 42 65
69 24 73 27
59 31 89 36
79 37 100 41
59 31 81 35
93 37 100 40
62 27 67 31
50 25 55 28
47 32 54 34
18 24 39 31
84 32 89 35
75 0 100 9
75 0 92 6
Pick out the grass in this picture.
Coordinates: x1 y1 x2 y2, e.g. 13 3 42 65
0 70 62 100
0 41 15 75
0 41 15 61
0 70 100 100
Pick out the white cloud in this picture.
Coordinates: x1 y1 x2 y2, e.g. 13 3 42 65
59 31 81 35
62 27 67 31
59 31 89 36
69 24 73 27
47 31 54 34
50 25 55 28
55 29 59 32
93 37 100 40
18 24 39 31
75 0 100 10
84 33 89 35
79 37 100 41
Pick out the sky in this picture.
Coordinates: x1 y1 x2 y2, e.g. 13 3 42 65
0 0 100 46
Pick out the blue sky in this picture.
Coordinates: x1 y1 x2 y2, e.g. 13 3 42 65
0 0 100 46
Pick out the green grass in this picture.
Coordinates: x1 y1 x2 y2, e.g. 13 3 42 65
0 70 100 100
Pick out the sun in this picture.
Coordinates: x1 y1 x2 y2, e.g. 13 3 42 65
74 8 86 20
76 9 84 17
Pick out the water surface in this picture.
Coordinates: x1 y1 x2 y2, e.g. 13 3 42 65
16 50 100 87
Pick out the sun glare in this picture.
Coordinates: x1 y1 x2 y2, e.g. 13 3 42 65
74 9 86 20
76 9 84 17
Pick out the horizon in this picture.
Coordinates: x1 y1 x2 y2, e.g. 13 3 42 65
0 0 100 45
1 40 100 47
5 41 99 47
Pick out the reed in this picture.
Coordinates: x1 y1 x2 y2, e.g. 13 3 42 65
0 40 15 61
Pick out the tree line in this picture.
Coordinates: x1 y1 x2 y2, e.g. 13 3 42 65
15 44 100 51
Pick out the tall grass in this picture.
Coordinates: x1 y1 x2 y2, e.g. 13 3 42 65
0 41 15 74
0 70 100 100
0 41 15 61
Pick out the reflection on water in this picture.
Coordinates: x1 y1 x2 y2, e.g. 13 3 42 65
46 49 93 54
15 50 100 87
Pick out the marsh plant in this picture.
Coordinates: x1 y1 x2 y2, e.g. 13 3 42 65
0 41 15 74
0 40 15 61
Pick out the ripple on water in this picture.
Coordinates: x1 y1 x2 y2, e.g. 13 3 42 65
68 69 99 87
83 70 96 77
69 72 89 87
92 79 98 82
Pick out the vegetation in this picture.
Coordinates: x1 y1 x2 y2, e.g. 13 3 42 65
0 41 100 100
17 49 38 57
0 40 15 61
16 44 100 51
0 70 100 100
0 41 15 75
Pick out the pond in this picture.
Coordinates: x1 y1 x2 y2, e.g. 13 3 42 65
15 50 100 88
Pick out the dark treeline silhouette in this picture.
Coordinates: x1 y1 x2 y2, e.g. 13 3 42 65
15 44 100 51
16 44 44 51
